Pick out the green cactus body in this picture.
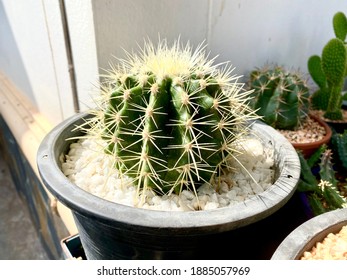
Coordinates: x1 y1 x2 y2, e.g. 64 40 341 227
87 40 258 194
322 38 347 120
249 66 309 130
308 12 347 119
332 130 347 170
297 148 347 214
319 150 337 187
318 150 346 210
333 11 347 41
307 55 329 110
310 88 330 111
308 194 327 216
297 152 319 192
308 55 327 90
306 144 327 168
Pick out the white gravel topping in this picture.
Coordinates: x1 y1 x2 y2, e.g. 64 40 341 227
61 137 275 211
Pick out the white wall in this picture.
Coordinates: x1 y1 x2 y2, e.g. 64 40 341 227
91 0 210 71
0 0 75 124
90 0 346 86
64 0 99 112
208 0 346 78
0 0 98 124
0 0 346 122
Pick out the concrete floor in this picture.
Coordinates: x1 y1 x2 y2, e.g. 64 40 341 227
0 152 49 260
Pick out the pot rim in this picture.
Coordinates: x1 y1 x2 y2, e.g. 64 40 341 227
37 112 300 234
271 208 347 260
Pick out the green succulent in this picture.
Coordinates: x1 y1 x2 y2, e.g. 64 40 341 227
331 129 347 171
333 11 347 42
297 147 347 216
308 11 347 120
81 39 258 195
248 65 310 130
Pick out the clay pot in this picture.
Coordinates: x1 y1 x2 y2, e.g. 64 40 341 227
292 114 332 158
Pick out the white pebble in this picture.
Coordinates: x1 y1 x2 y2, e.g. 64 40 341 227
62 137 275 211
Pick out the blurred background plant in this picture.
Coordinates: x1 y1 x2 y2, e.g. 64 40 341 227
308 11 347 120
297 146 347 216
248 65 310 130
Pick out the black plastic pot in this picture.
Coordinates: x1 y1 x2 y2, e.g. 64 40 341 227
325 119 347 134
37 112 300 260
324 105 347 133
61 234 86 260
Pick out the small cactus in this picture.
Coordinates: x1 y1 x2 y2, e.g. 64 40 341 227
297 148 347 216
331 130 347 170
81 39 259 195
308 11 347 120
248 65 310 130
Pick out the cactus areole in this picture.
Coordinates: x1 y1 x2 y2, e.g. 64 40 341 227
248 66 310 130
37 39 302 260
83 40 258 195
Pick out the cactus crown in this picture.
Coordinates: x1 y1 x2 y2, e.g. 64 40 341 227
248 65 310 130
80 39 259 196
308 11 347 120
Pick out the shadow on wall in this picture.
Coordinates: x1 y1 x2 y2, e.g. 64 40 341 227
0 1 34 101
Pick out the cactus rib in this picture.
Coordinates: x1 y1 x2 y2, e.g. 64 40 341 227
248 66 309 130
82 39 259 195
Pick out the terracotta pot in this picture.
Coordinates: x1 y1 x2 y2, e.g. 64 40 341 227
292 114 332 158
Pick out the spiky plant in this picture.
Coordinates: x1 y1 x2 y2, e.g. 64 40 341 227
80 39 259 196
308 11 347 120
248 65 310 130
297 148 347 216
331 129 347 171
308 38 347 120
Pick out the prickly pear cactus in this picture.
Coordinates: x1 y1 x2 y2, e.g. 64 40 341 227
333 11 347 43
309 39 347 116
248 66 309 130
307 55 329 110
84 40 258 194
308 11 347 119
321 38 347 120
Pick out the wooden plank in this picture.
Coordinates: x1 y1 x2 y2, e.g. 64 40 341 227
0 72 78 235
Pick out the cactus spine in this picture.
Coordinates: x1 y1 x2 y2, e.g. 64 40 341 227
297 148 347 216
248 66 309 130
308 11 347 120
84 40 258 195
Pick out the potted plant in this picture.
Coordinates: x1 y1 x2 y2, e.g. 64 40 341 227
308 11 347 132
296 146 347 217
248 65 332 158
272 133 347 260
37 39 300 259
271 208 347 260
